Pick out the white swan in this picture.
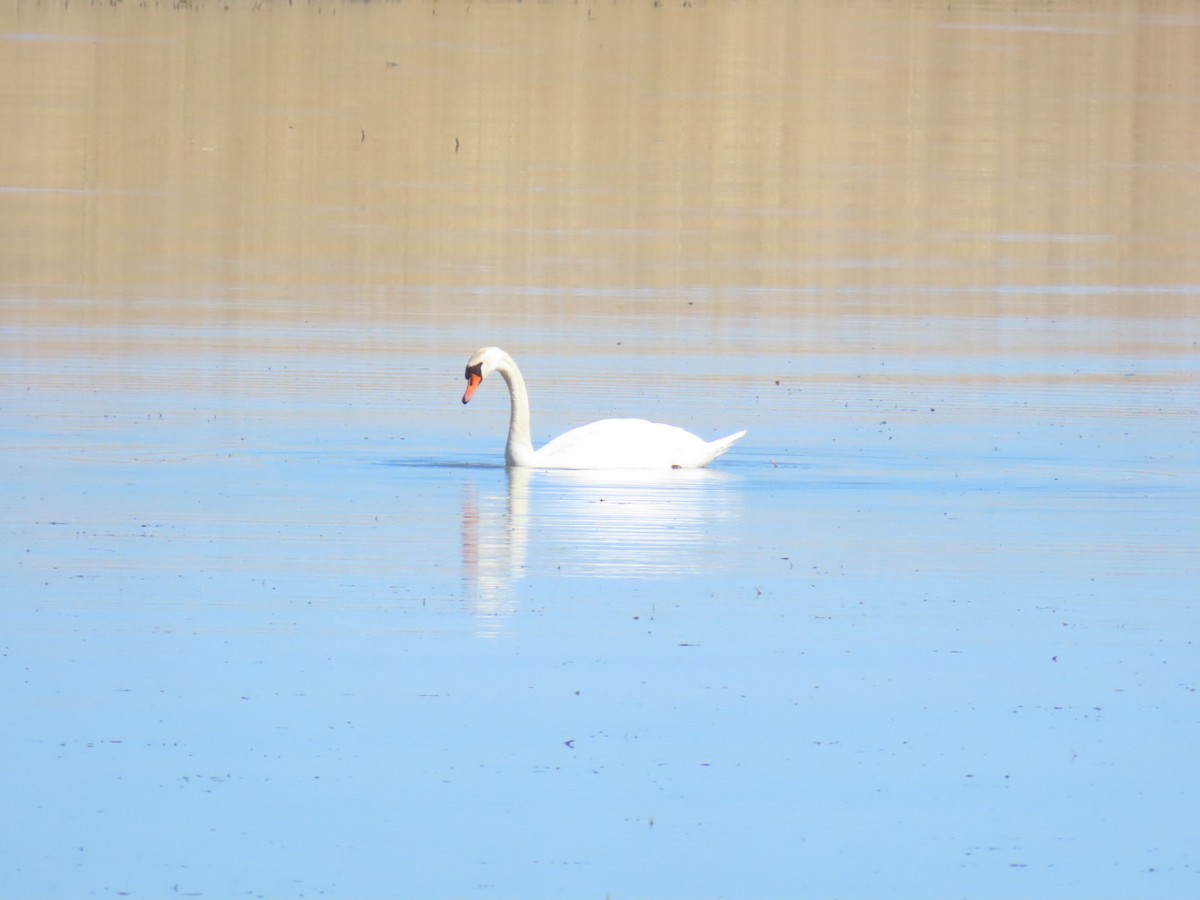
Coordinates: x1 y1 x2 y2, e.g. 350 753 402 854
461 346 746 469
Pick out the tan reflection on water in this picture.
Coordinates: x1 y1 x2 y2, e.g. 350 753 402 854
1 1 1197 321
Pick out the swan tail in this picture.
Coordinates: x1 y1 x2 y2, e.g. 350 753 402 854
702 429 747 464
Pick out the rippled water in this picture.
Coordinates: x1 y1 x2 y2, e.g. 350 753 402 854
3 2 1200 899
5 302 1196 898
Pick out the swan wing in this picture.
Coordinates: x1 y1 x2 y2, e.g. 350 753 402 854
531 419 745 470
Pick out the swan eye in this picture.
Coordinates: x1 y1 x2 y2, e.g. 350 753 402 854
465 362 483 380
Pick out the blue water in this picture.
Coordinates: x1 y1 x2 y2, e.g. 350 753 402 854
2 297 1197 899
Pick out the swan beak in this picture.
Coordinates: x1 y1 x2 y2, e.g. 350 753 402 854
462 373 482 404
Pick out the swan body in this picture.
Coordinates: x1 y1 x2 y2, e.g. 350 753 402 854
462 347 745 469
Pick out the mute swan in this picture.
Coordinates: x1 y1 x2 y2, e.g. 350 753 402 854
461 346 746 469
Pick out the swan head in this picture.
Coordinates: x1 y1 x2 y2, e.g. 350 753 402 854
462 346 508 404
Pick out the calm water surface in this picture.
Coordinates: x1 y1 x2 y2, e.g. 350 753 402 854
2 2 1199 899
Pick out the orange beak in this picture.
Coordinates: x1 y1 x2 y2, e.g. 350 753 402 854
462 373 482 404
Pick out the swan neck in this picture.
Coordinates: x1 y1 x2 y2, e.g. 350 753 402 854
496 354 535 466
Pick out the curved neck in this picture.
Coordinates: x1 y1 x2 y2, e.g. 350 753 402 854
495 354 536 466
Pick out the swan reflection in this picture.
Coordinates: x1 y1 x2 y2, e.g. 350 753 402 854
462 466 741 628
461 469 530 626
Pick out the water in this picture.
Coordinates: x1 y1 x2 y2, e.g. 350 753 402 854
2 2 1199 899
